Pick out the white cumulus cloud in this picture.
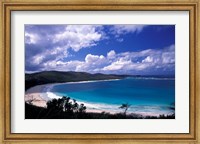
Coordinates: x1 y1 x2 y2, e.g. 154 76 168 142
25 25 104 71
39 44 175 75
53 25 103 52
25 32 39 44
107 50 116 59
111 25 147 36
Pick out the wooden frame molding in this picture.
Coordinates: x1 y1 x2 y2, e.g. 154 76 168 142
0 0 199 144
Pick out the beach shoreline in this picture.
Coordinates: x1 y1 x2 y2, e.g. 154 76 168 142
25 79 121 108
25 79 174 117
25 84 48 107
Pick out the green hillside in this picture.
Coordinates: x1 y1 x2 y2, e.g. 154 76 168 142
25 71 127 90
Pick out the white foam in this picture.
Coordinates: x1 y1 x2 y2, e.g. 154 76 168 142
40 84 61 100
72 100 174 116
46 92 61 99
39 81 175 116
127 77 175 80
55 79 121 85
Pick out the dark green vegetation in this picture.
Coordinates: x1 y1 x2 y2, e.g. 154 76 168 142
25 97 175 119
26 96 87 119
119 103 131 115
25 71 128 90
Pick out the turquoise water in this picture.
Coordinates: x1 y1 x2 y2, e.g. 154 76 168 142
49 78 175 115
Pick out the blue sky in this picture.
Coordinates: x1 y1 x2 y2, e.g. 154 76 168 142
25 25 175 75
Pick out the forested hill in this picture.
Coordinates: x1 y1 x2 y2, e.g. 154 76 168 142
25 71 127 90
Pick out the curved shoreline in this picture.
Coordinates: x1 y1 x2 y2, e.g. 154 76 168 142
25 84 48 107
25 79 121 108
25 79 175 117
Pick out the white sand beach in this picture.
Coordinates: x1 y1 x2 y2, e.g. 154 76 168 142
25 79 120 108
25 85 49 107
25 80 71 108
25 81 174 117
25 83 121 114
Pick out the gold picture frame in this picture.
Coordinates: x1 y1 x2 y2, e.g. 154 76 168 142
0 0 199 143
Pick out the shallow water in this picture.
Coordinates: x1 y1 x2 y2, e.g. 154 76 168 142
48 77 175 115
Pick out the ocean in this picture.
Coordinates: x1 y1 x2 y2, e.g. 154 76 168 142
47 77 175 116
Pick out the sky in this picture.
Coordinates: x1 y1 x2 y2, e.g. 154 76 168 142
25 25 175 75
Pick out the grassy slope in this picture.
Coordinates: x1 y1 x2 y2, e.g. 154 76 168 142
25 71 127 90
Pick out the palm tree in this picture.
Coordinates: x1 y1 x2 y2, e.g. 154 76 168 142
119 103 131 115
